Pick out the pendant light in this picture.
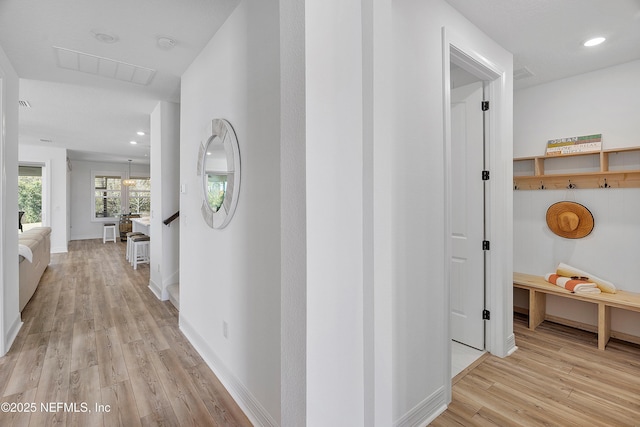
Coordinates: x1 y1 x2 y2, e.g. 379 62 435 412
122 159 136 187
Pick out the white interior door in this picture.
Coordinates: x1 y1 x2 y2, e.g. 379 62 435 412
450 81 485 350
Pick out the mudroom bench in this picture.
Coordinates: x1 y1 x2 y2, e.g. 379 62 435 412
513 272 640 350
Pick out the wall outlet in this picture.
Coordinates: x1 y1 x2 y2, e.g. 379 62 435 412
222 321 229 339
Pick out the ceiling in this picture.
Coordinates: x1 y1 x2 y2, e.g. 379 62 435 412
445 0 640 90
1 0 639 165
0 0 239 164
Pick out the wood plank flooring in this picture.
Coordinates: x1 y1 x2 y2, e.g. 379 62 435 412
9 239 640 426
433 314 640 426
0 239 252 427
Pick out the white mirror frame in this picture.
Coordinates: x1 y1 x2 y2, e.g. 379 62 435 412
197 118 241 229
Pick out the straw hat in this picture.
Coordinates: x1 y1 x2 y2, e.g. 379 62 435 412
546 201 594 239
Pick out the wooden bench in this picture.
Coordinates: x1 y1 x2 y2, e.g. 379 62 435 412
513 272 640 350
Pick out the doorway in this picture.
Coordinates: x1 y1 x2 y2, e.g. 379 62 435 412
449 68 487 377
444 38 508 383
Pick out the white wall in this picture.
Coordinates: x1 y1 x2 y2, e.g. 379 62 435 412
178 1 512 425
362 0 394 425
392 0 513 423
69 159 150 240
178 0 281 425
279 0 307 425
0 43 22 355
19 144 68 253
149 101 180 300
514 60 640 338
305 2 366 425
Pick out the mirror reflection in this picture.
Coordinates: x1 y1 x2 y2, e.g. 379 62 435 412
207 175 227 213
204 136 228 213
199 118 240 229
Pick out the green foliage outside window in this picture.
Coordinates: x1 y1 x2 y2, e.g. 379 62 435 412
18 176 42 224
207 175 226 213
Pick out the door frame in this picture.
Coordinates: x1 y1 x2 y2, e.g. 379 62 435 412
442 26 515 403
449 79 487 351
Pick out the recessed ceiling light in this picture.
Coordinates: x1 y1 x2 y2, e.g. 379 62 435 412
157 37 176 50
92 30 119 44
130 141 138 145
137 131 145 136
584 37 606 47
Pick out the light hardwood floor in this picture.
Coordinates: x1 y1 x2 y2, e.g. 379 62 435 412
433 314 640 426
0 239 252 427
9 240 640 427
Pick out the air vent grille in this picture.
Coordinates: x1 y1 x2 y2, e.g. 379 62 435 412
19 100 31 108
54 46 156 86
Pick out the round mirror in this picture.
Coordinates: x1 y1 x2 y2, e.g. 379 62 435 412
198 119 240 229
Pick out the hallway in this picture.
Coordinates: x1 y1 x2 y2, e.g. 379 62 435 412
0 239 251 426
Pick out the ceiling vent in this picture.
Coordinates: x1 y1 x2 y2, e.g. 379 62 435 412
53 46 156 86
514 67 535 80
19 100 31 108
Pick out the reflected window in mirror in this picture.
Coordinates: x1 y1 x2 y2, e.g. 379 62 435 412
206 174 227 213
198 119 240 228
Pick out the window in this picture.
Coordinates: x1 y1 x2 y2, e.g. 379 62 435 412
94 174 121 219
128 177 151 215
18 165 43 230
19 166 43 223
91 170 150 221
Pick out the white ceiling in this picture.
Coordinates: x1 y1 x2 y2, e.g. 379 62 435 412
1 0 639 165
445 0 640 90
0 0 239 164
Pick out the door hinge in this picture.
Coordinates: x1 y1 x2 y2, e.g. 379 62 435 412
482 240 490 250
482 170 490 181
481 101 490 111
483 309 491 320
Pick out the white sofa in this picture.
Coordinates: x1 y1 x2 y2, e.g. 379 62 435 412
18 227 51 311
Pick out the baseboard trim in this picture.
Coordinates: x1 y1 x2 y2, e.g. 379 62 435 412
148 279 166 301
4 315 23 356
164 270 179 289
51 246 68 254
70 234 101 241
179 316 278 427
393 386 447 427
514 306 528 315
506 333 518 356
544 314 640 346
514 307 640 347
166 283 179 311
